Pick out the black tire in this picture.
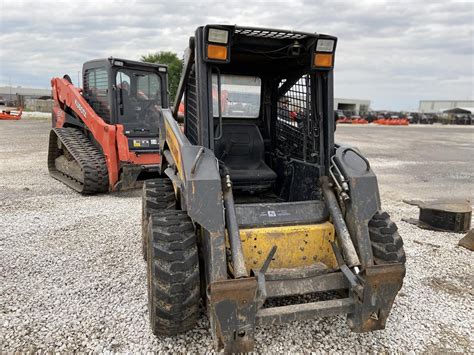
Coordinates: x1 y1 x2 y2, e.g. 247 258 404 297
368 211 406 265
142 179 177 260
147 210 200 335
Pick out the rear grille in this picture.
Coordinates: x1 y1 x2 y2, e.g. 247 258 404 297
235 27 311 40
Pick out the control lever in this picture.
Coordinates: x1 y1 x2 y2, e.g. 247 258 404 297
255 245 277 308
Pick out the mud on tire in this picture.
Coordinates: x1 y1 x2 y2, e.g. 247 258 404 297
142 179 177 260
368 211 406 265
147 210 200 335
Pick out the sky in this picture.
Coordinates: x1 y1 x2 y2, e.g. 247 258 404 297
0 0 473 110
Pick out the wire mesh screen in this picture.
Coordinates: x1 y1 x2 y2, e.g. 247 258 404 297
276 75 319 163
185 69 199 145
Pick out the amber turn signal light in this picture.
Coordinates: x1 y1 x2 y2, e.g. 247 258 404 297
314 53 333 68
207 44 228 61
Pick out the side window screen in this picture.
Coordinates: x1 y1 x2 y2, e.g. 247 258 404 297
82 67 110 121
84 70 94 92
84 67 108 97
94 68 108 97
276 74 319 163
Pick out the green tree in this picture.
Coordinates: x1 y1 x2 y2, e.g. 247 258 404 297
141 51 182 104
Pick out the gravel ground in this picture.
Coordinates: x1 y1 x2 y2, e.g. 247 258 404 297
1 118 473 352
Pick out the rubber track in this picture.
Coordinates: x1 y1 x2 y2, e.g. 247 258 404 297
48 127 109 194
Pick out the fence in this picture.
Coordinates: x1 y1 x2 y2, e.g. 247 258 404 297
24 99 53 113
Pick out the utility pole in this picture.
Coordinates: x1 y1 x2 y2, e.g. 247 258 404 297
77 71 80 87
9 76 12 104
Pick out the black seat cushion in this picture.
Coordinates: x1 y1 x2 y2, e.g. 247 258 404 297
228 161 277 183
214 123 277 187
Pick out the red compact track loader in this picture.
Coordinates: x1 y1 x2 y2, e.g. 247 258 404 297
48 57 168 193
0 107 22 120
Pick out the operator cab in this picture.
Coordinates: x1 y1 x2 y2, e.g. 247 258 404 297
179 26 336 201
82 57 169 151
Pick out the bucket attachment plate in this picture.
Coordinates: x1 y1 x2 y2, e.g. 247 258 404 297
348 263 405 332
209 277 258 353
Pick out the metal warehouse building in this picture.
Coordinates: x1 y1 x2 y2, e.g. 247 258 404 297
0 86 51 102
0 86 53 112
419 100 474 114
334 98 371 114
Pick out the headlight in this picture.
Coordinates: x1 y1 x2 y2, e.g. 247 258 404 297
208 28 229 44
316 39 335 53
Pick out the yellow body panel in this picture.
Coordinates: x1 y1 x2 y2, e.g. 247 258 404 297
239 222 337 272
164 120 183 180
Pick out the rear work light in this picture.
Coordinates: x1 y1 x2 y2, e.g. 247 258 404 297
207 44 228 61
312 37 336 70
316 39 335 52
208 28 229 44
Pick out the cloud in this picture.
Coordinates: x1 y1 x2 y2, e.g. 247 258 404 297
0 0 472 110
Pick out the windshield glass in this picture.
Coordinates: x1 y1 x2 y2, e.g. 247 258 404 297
115 69 162 134
212 74 261 118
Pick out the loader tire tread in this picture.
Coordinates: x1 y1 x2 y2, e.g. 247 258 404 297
369 211 406 266
147 210 200 336
142 179 176 260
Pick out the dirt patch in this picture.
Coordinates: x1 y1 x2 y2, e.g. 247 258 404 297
427 276 472 297
426 326 472 353
413 240 441 248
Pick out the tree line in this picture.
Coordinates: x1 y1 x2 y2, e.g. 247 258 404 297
141 51 182 104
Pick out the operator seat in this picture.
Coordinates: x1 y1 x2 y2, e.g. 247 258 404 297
214 123 277 191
